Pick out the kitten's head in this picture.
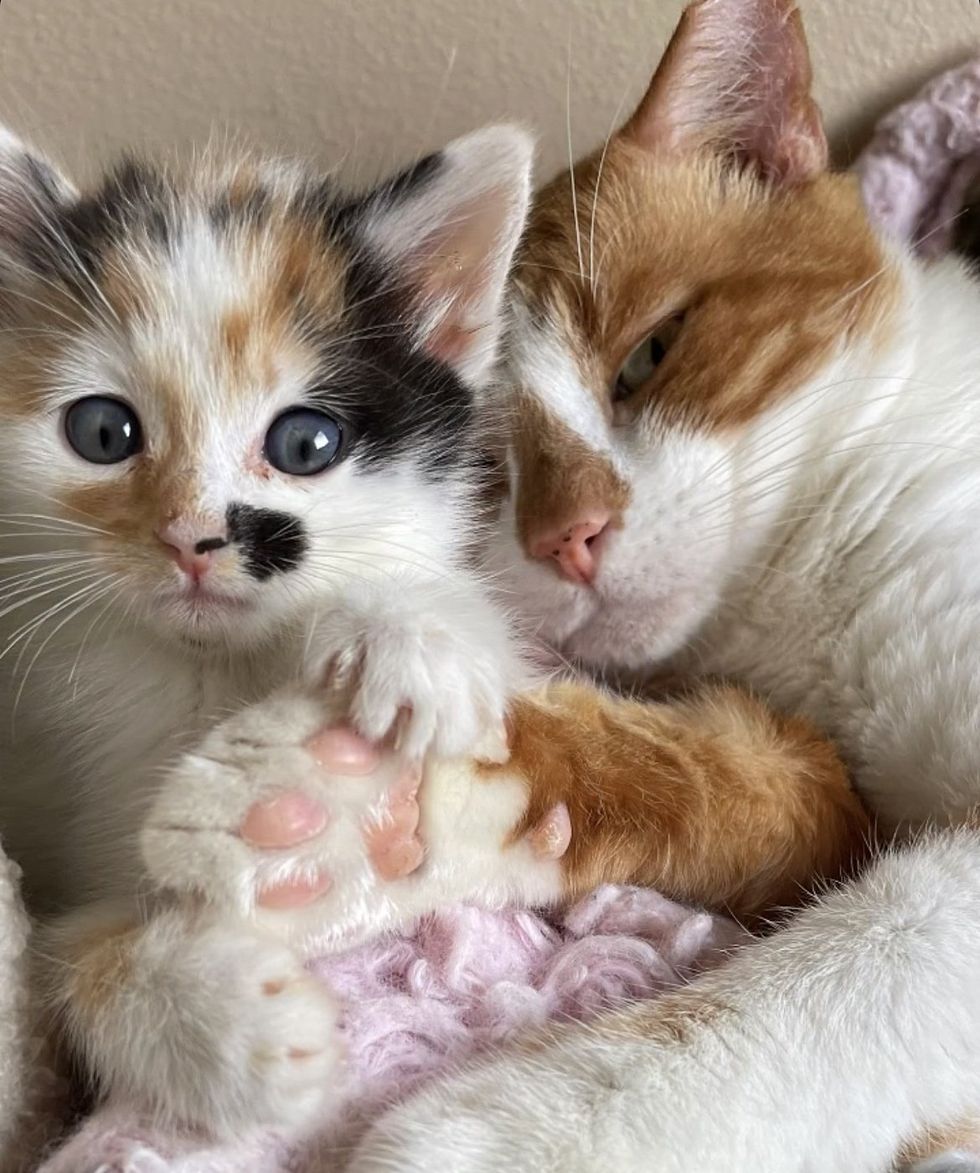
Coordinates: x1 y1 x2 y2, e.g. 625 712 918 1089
489 0 903 671
0 125 532 650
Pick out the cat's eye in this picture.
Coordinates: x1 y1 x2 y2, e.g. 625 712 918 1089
264 407 343 476
613 313 686 403
64 396 143 465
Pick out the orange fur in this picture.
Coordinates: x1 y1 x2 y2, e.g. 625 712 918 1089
486 680 869 920
898 1118 980 1167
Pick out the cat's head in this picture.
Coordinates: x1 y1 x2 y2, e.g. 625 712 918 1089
489 0 904 672
0 125 532 650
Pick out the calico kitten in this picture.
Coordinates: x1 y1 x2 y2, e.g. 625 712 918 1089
0 124 532 1125
349 1 980 1171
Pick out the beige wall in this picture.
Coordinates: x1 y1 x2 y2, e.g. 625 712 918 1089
0 0 976 189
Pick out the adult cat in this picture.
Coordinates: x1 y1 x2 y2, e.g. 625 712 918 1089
351 1 980 1170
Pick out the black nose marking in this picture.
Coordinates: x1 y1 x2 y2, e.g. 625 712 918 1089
194 536 229 555
226 504 307 581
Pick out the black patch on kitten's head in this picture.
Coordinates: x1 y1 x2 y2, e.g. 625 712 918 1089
296 150 476 482
227 504 307 581
25 157 176 285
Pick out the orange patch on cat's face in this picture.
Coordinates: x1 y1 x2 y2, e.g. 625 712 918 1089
518 142 899 434
510 391 630 549
506 143 900 560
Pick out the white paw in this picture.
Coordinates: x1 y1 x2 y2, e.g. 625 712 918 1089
142 690 425 950
142 687 557 954
309 577 523 758
101 917 339 1137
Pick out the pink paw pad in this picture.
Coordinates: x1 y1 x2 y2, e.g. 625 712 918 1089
528 802 571 860
304 726 381 775
363 764 425 881
241 790 328 849
257 870 332 909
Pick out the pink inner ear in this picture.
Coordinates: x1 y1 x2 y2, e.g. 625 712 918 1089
621 0 827 187
407 191 511 372
425 318 481 369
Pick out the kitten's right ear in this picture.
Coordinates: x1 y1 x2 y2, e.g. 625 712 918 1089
621 0 827 186
0 126 76 257
349 125 534 387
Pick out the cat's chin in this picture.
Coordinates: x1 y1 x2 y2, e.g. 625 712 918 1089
558 591 708 675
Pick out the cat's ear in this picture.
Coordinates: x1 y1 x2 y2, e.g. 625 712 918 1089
621 0 827 186
0 126 76 256
351 125 534 385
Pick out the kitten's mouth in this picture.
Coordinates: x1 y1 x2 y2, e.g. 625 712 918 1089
164 585 252 613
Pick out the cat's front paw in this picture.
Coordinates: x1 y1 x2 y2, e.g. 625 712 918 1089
142 687 561 954
310 579 522 759
142 690 433 951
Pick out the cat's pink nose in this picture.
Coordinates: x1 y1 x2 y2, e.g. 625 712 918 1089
157 522 228 583
529 513 611 586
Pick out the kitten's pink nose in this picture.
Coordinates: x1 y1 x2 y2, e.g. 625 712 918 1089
157 521 228 583
529 513 611 586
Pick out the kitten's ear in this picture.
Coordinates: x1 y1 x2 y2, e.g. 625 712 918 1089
621 0 827 186
0 126 76 256
352 125 534 385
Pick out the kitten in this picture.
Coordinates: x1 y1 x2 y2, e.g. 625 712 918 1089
0 120 867 1142
0 124 532 1124
349 1 980 1171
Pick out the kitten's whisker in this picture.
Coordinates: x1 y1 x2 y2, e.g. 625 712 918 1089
13 578 121 721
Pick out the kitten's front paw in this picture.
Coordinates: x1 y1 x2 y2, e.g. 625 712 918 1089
142 691 432 951
92 916 339 1137
142 688 557 953
311 581 522 759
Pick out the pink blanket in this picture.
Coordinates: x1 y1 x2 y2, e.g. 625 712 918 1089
35 888 745 1172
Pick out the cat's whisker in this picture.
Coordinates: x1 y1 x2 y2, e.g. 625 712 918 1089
0 569 109 633
13 578 122 722
689 402 980 524
564 41 586 286
68 580 127 691
588 90 629 294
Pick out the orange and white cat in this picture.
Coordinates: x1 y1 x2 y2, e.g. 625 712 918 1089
349 1 980 1171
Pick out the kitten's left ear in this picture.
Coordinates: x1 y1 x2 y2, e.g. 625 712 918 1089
352 125 534 386
621 0 827 187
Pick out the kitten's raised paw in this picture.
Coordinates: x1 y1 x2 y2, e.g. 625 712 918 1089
141 689 436 952
142 686 557 954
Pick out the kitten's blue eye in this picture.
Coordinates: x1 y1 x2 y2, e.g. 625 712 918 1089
64 396 143 464
264 408 343 476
